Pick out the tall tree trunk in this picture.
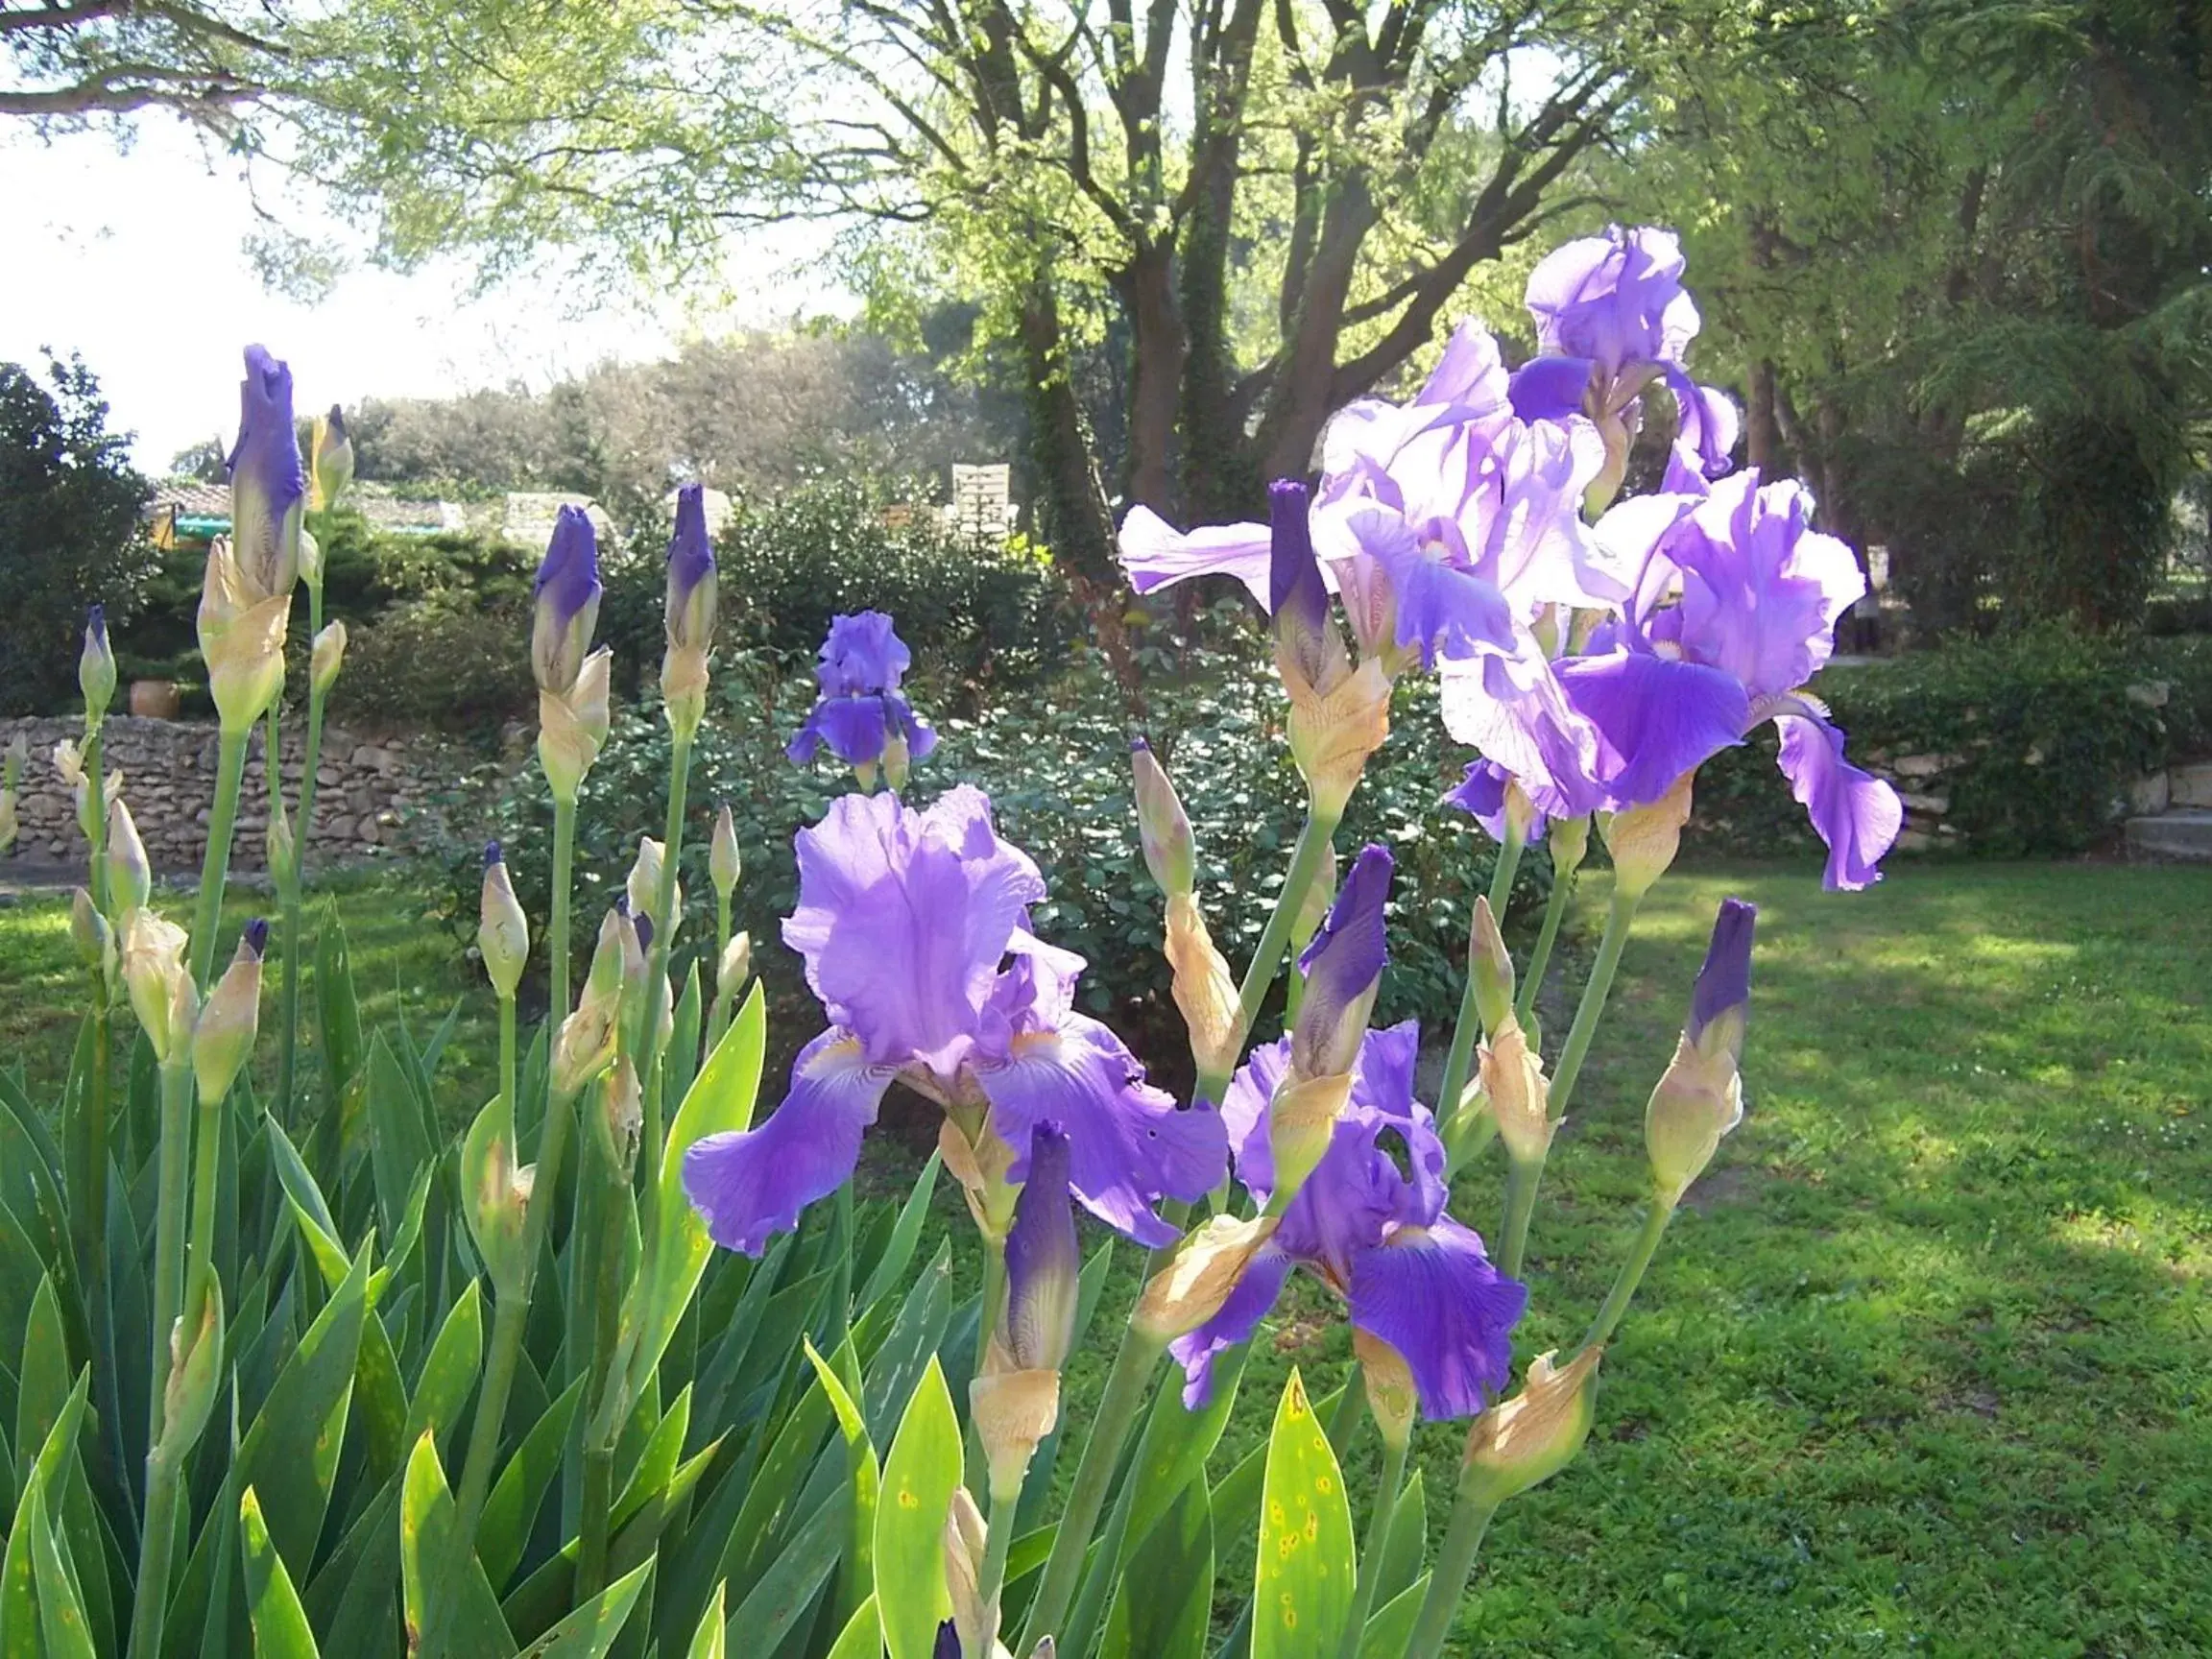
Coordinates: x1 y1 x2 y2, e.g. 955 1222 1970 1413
1120 240 1188 516
1257 176 1378 482
1019 276 1117 584
1178 131 1258 524
1746 357 1781 473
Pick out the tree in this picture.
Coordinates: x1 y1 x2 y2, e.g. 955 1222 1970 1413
0 1 290 129
0 353 153 715
284 0 1687 579
1627 0 2212 633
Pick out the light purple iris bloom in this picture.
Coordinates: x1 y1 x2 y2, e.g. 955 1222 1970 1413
1118 322 1621 669
682 787 1224 1255
1505 226 1741 479
227 345 305 597
1169 1022 1527 1417
786 610 938 772
1441 467 1902 889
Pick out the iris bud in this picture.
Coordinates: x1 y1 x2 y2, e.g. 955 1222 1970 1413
198 536 291 733
227 346 304 601
1355 1330 1420 1452
157 1282 224 1465
1133 1214 1279 1342
531 507 603 696
1603 772 1695 900
538 646 612 805
1647 898 1754 1204
709 804 740 902
626 837 680 940
310 619 348 696
716 930 752 1002
1002 1124 1078 1374
70 887 116 987
104 795 152 921
1131 739 1196 898
81 606 116 724
1290 845 1391 1081
882 729 911 793
1468 896 1515 1035
551 909 625 1097
594 1054 643 1175
309 405 353 513
1550 813 1591 881
297 525 324 594
661 478 717 741
1479 1013 1554 1166
461 1089 533 1297
193 920 267 1105
122 909 196 1065
267 795 298 892
478 843 530 1000
1165 892 1239 1086
940 1488 997 1659
1459 1346 1602 1509
1270 480 1389 818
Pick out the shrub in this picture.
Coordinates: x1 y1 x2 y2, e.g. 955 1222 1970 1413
334 590 538 729
1693 625 2212 860
423 637 1550 1089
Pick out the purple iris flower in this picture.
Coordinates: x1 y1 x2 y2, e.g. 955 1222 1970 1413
1446 757 1543 844
1505 226 1741 479
682 787 1224 1255
1440 468 1901 889
786 611 938 772
531 507 602 694
226 345 305 598
666 483 717 650
1169 1022 1527 1416
1117 322 1621 668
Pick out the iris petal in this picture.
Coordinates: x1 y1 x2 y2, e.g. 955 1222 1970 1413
1348 1217 1527 1419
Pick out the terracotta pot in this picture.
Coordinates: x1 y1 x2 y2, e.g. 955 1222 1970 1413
129 680 181 719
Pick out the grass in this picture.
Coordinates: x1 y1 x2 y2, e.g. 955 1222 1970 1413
4 855 2205 1655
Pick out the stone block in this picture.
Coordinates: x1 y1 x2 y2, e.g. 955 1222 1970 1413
2172 762 2212 809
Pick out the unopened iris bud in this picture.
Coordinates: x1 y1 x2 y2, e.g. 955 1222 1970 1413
267 795 298 892
1002 1123 1078 1374
538 646 612 805
593 1054 643 1174
1165 892 1239 1084
716 930 752 1001
531 507 603 696
461 1090 532 1297
882 729 912 793
1479 1013 1554 1166
661 483 718 739
1131 739 1196 898
709 804 740 902
1459 1346 1602 1509
940 1488 997 1659
1603 772 1695 900
297 525 324 594
1355 1329 1420 1452
81 606 116 724
104 795 152 920
1647 898 1755 1205
192 920 266 1105
478 842 530 1000
122 909 196 1065
1468 896 1515 1035
70 887 116 986
1291 844 1392 1081
1133 1214 1279 1342
309 405 353 514
626 837 677 931
551 909 626 1097
199 536 291 733
1266 1070 1353 1204
228 346 304 600
1549 813 1591 880
310 619 348 696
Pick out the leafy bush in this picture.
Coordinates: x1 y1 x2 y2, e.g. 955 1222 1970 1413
424 637 1550 1088
1693 625 2212 859
709 479 1079 693
334 590 538 729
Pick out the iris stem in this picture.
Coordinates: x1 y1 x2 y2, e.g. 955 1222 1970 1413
708 889 733 1048
638 730 694 1228
1436 824 1526 1143
454 798 577 1536
72 724 110 1278
1404 1492 1500 1659
1194 805 1340 1107
276 584 328 1128
1336 1431 1409 1659
188 727 250 988
130 1059 194 1659
965 1233 1007 1494
975 1488 1019 1640
1498 886 1642 1279
1016 1327 1166 1651
1576 1197 1674 1358
1515 849 1577 1028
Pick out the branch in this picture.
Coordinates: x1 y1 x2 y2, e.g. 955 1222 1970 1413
0 1 129 37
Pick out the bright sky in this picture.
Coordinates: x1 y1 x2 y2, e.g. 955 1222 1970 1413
3 118 846 472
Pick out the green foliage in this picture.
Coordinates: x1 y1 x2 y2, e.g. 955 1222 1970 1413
1252 1371 1356 1659
0 353 153 715
333 590 538 731
1694 627 2212 859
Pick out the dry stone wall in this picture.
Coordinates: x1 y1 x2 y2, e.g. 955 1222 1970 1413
2 715 443 875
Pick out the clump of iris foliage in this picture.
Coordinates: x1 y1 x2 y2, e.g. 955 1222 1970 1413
0 224 1905 1659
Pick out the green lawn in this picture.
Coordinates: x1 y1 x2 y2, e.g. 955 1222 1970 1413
2 857 2204 1655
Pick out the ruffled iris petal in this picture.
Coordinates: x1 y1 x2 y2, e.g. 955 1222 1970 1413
1167 1246 1294 1408
682 1030 893 1255
1117 507 1274 606
1554 649 1750 806
1775 712 1902 891
1347 1216 1527 1419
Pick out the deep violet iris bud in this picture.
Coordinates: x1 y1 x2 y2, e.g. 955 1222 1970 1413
532 506 603 695
1647 897 1756 1204
1269 479 1335 692
227 346 305 600
1002 1122 1079 1373
1292 844 1392 1081
661 483 718 739
1270 481 1391 818
80 606 115 724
